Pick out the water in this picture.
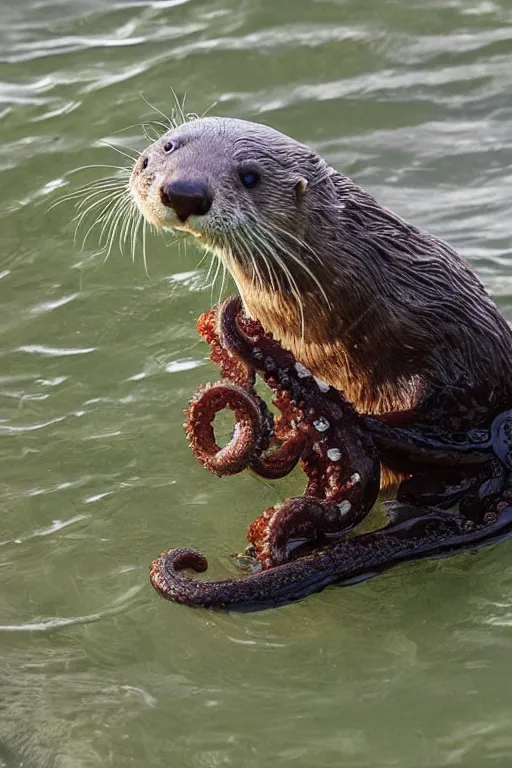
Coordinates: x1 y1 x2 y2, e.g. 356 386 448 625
1 0 512 764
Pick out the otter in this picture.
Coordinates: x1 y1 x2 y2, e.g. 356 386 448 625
129 116 512 433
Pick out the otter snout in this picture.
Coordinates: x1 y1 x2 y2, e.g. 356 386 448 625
160 179 212 222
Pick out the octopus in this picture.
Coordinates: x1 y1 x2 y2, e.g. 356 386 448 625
149 296 512 611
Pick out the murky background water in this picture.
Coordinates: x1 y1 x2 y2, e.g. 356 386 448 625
2 0 512 765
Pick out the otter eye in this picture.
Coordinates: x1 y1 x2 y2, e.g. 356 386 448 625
240 170 261 189
141 157 149 170
163 141 174 153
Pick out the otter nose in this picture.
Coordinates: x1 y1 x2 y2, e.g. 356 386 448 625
160 179 212 222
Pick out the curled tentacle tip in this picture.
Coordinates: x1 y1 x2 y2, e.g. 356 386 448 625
158 547 208 572
150 547 209 600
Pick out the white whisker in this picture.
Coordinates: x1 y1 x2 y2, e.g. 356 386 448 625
140 94 173 129
130 213 143 263
142 218 149 275
117 200 138 256
242 225 279 292
72 189 125 234
201 100 218 119
257 220 331 310
74 184 127 213
47 175 128 213
70 164 131 174
99 197 132 260
218 261 228 303
99 140 138 163
209 255 223 303
240 221 308 339
171 87 186 125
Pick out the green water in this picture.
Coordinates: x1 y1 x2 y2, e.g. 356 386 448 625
2 0 512 765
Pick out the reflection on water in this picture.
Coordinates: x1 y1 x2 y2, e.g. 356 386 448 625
1 0 512 765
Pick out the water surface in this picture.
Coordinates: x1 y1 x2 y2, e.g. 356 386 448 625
1 0 512 765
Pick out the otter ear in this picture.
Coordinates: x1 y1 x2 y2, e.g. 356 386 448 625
294 177 308 205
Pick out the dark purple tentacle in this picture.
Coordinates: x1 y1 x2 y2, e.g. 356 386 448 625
364 416 491 466
396 467 492 509
149 506 512 611
490 409 512 468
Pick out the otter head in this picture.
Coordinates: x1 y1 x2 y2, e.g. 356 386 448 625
130 117 335 300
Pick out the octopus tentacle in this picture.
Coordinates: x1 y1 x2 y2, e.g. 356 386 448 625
247 465 377 569
249 433 305 479
184 382 272 476
219 296 360 425
396 467 493 509
458 458 506 522
149 506 512 611
249 496 350 567
197 305 255 389
191 301 309 480
217 294 382 560
151 294 512 611
245 434 380 567
490 408 512 468
248 385 308 478
365 417 491 466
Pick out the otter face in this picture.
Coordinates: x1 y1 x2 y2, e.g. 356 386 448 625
129 117 321 254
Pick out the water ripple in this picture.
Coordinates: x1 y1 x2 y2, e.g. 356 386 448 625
0 514 90 548
28 293 78 315
16 344 96 356
0 585 145 633
1 0 512 764
0 416 66 433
